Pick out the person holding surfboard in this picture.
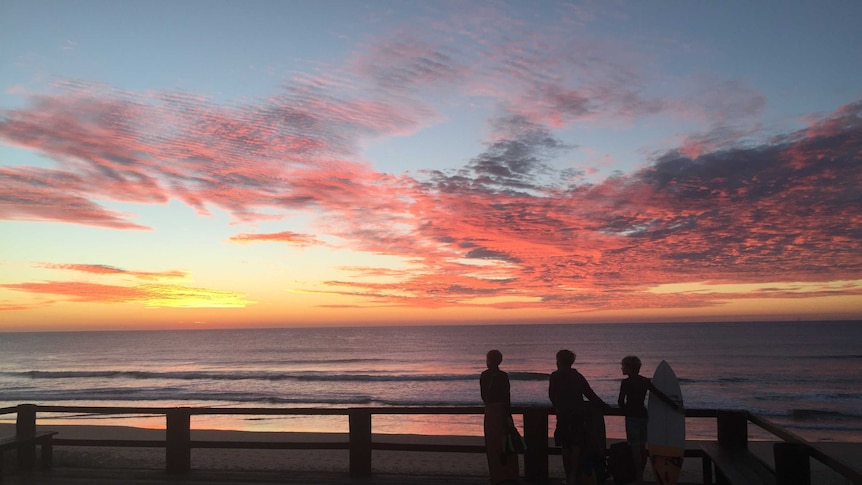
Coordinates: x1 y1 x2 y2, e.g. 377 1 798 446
480 349 520 485
549 349 609 485
618 356 684 485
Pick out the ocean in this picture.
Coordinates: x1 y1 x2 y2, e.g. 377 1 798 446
1 321 860 442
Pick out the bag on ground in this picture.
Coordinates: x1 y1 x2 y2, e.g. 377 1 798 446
607 441 636 484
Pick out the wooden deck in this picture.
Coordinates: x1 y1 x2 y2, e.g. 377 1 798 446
2 404 860 485
3 467 704 485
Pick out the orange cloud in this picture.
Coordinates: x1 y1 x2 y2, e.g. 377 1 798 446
0 301 45 312
229 231 325 246
0 281 253 308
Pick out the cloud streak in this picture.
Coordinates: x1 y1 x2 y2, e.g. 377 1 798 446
1 280 253 308
229 231 325 247
38 263 188 281
2 264 251 309
1 5 858 316
2 93 859 312
320 100 862 310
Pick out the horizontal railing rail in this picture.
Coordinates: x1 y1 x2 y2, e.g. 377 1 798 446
746 411 862 483
2 403 860 484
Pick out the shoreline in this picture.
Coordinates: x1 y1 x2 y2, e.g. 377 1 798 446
3 424 861 484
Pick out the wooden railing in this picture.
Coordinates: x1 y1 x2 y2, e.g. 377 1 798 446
2 404 860 483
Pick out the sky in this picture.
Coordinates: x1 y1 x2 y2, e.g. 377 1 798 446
1 1 861 331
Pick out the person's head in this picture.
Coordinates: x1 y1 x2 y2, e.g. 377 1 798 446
556 349 575 369
486 349 503 369
621 355 642 376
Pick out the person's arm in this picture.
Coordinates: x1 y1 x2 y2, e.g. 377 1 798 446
580 373 609 409
617 380 627 409
502 372 512 407
548 372 559 407
480 372 488 404
648 380 685 413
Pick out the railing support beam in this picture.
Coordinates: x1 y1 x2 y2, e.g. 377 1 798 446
16 404 38 470
166 407 191 474
349 408 372 477
523 408 549 482
716 410 748 450
774 442 810 485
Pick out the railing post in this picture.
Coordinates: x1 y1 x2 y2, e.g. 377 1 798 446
349 408 372 477
523 407 549 482
716 410 748 450
774 442 810 485
16 404 37 470
166 407 191 474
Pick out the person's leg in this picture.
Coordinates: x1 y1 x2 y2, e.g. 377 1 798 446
640 443 649 481
630 417 649 485
567 415 589 485
567 445 581 485
561 447 572 481
485 404 514 485
631 444 644 485
555 415 574 483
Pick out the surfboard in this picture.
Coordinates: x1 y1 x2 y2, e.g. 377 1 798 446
647 360 685 485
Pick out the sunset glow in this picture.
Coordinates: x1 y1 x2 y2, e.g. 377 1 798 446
1 1 860 331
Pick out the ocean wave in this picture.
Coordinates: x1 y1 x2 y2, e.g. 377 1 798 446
3 386 186 400
4 369 549 383
753 392 862 402
667 375 858 386
2 384 507 408
717 377 749 383
508 372 550 381
781 421 862 432
294 373 501 382
375 398 483 407
0 387 377 406
807 354 862 360
790 409 862 421
204 358 394 366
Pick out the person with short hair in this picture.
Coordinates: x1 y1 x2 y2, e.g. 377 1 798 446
480 349 520 484
549 349 608 485
618 355 684 485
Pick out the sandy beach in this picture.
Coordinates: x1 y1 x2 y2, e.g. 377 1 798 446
2 423 861 484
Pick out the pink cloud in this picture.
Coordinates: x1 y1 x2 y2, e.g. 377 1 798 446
350 35 467 92
3 88 860 312
0 12 857 316
0 79 433 227
306 101 862 311
0 167 151 230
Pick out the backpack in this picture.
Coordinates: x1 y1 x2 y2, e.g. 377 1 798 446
607 441 636 484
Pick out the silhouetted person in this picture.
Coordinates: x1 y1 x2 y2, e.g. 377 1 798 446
618 355 684 485
549 349 608 485
481 349 520 484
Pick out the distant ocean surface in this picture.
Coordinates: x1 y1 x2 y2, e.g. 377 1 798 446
1 321 860 442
